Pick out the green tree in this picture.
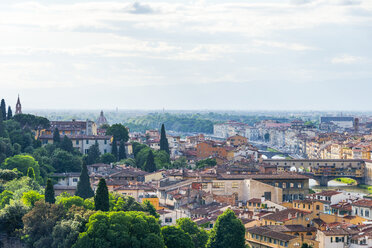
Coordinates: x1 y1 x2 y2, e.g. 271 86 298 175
0 190 14 208
196 158 216 169
73 211 165 248
75 164 94 199
7 106 12 120
143 200 159 218
145 150 156 172
52 219 81 248
118 140 126 160
100 153 116 164
206 209 245 248
177 218 209 248
27 167 35 180
60 135 74 153
22 201 66 248
0 200 29 235
301 244 312 248
45 179 55 204
111 137 118 161
106 123 129 142
173 157 188 169
95 178 109 211
0 113 4 138
86 142 101 165
0 168 22 181
161 226 194 248
0 118 6 140
160 124 170 154
53 128 61 143
21 190 44 207
57 195 85 209
110 194 144 212
0 99 6 121
52 149 82 172
4 176 41 200
154 150 171 169
1 154 41 181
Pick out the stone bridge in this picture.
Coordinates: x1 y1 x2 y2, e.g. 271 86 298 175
264 159 367 187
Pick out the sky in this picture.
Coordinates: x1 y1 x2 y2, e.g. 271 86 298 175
0 0 371 111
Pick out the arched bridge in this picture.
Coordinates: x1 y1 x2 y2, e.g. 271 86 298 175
264 159 367 186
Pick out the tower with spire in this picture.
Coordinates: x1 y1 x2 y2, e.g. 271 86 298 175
15 95 22 115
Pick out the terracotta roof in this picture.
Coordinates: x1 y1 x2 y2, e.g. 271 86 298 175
262 209 310 222
247 226 297 241
265 225 317 233
352 199 372 208
314 190 342 197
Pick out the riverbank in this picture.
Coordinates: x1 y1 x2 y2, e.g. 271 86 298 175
309 179 371 195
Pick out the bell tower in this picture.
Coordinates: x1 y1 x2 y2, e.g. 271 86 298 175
15 95 22 115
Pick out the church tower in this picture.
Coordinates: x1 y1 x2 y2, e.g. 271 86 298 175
15 95 22 115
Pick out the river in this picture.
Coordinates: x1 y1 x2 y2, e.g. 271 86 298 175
309 179 370 195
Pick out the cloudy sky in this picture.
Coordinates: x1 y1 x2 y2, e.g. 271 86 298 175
0 0 371 110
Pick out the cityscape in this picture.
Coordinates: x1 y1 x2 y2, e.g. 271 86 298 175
1 0 372 248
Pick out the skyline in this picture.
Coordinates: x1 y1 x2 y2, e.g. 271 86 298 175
1 0 371 110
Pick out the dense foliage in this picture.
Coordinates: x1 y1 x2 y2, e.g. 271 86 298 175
206 209 246 248
124 113 214 133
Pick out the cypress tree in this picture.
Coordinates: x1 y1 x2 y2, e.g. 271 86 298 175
86 142 101 165
95 178 109 211
7 106 12 120
0 99 6 121
0 109 4 137
160 124 170 154
118 140 127 160
60 135 74 153
53 128 61 143
75 164 94 199
145 150 156 172
111 137 118 161
45 179 55 204
27 167 35 180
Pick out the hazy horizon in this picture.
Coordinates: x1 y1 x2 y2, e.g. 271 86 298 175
1 0 371 110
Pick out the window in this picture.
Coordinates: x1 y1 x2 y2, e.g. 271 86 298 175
280 241 284 246
366 210 370 217
285 242 288 247
316 205 320 210
274 240 277 244
104 149 107 153
165 217 172 223
303 204 305 208
86 140 89 144
290 183 294 188
361 209 364 216
73 178 78 182
85 149 89 154
212 182 225 189
76 140 79 145
294 203 297 207
232 182 239 188
104 140 107 144
331 237 333 243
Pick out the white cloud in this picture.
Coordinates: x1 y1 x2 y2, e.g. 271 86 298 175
331 55 364 64
253 40 316 51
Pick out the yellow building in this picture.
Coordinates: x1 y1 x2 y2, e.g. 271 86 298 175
292 199 325 215
247 226 319 248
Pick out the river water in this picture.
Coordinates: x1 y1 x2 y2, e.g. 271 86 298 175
309 179 370 195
